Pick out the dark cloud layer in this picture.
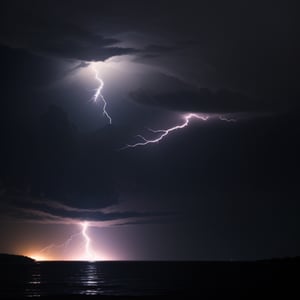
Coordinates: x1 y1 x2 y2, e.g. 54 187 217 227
0 105 117 209
1 0 299 114
2 194 170 226
0 1 137 61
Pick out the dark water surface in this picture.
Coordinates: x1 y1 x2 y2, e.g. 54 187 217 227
0 261 298 298
1 261 194 297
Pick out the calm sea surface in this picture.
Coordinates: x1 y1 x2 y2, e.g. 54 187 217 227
0 260 295 297
1 261 200 297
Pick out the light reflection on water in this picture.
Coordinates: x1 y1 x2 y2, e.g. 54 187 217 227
3 261 182 297
78 262 104 295
25 262 109 297
25 263 41 297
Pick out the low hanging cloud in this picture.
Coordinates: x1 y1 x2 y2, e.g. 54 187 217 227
0 27 137 62
1 194 173 228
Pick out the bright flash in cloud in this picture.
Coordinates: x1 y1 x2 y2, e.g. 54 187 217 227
90 63 112 124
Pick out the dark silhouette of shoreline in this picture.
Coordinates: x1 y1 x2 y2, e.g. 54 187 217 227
0 253 35 264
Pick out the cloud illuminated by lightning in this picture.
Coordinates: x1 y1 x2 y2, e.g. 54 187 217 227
91 64 112 124
219 116 237 122
122 113 209 149
38 221 97 261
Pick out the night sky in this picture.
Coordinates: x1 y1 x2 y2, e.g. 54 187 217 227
0 0 299 261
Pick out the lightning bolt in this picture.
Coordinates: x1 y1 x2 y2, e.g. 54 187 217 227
81 221 95 261
39 231 81 254
91 65 112 124
122 113 238 149
38 222 97 261
122 113 209 149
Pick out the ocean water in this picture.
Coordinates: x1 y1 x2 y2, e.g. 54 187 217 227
1 261 197 297
0 260 296 297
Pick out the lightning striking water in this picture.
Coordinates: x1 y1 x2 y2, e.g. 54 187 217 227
81 221 95 261
122 113 209 149
91 65 112 124
38 222 97 261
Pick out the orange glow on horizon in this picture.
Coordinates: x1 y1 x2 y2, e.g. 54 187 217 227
23 222 118 261
26 251 116 261
28 254 49 261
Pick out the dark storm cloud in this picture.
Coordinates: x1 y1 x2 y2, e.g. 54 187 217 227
0 1 137 61
136 44 180 59
131 88 268 114
3 195 170 226
0 105 118 209
0 0 299 113
0 100 172 227
0 103 173 226
67 61 90 73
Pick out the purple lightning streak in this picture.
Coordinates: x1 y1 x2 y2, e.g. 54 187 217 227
81 221 96 261
91 65 112 124
122 113 209 149
39 231 82 254
38 222 97 261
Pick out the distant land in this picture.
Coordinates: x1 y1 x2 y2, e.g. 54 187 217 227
0 253 35 264
0 253 300 263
